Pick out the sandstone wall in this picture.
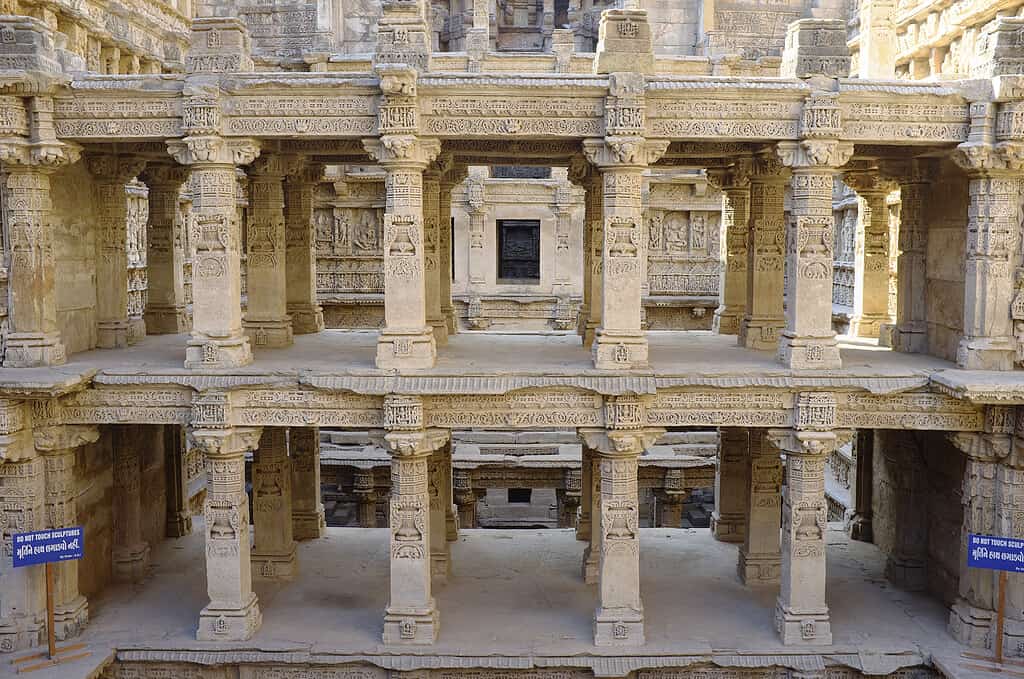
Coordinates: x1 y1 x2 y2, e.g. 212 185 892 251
52 162 99 356
923 159 967 362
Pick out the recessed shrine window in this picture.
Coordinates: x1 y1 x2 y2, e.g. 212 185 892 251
497 219 541 283
508 488 533 504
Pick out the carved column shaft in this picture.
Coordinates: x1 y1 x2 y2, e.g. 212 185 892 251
439 178 457 335
252 427 296 579
712 173 750 336
2 165 66 367
144 166 190 334
738 429 782 585
583 448 601 584
195 427 262 641
290 427 325 540
583 171 603 347
893 165 930 353
739 158 787 351
453 468 477 529
165 425 192 538
423 169 446 345
244 157 293 348
577 442 593 542
428 441 451 581
112 426 150 583
354 469 378 528
845 173 894 339
284 164 326 335
712 428 749 543
0 455 46 652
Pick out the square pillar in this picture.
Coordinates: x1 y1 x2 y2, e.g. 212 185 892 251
712 428 749 543
567 157 594 343
362 132 442 370
290 427 325 540
582 446 601 584
844 172 896 339
142 165 191 334
581 425 663 646
576 441 593 542
1 129 78 367
423 168 447 346
34 425 99 640
284 162 326 334
87 154 148 348
0 451 45 653
738 429 782 585
708 160 751 335
561 468 582 529
887 159 933 354
583 169 603 347
244 155 293 348
252 427 297 578
112 426 151 583
428 440 451 582
192 426 263 641
453 468 477 529
167 136 261 369
739 151 788 351
164 425 193 538
776 137 853 369
439 170 461 335
382 397 448 644
354 469 379 527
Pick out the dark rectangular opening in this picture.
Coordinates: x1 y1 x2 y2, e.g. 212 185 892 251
497 219 541 282
507 488 532 504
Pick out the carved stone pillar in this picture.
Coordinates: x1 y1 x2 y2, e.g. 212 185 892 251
244 155 293 348
88 154 147 348
428 439 451 581
143 165 190 334
952 132 1021 370
848 429 874 542
568 156 594 342
561 468 582 529
192 426 263 641
439 171 460 335
112 426 150 583
354 469 378 528
165 425 193 538
875 430 928 590
290 427 325 540
767 396 849 646
776 134 853 369
34 424 98 640
0 410 45 652
251 428 296 578
582 444 601 584
844 171 896 339
363 136 441 363
1001 408 1024 655
453 468 477 529
284 162 325 334
382 395 448 644
466 168 487 288
948 407 1012 649
656 468 685 527
857 0 896 79
708 161 751 336
712 428 749 543
583 169 603 348
582 132 667 369
167 136 261 369
888 159 932 354
739 151 788 351
738 429 782 585
580 424 663 646
423 167 447 345
577 441 593 542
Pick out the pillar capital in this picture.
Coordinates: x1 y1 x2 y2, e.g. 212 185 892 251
706 156 752 192
776 139 854 172
384 429 449 458
766 428 853 457
190 426 262 459
140 162 190 188
578 427 663 456
362 135 441 169
842 170 896 196
953 141 1024 177
33 425 98 453
84 153 146 184
582 136 668 169
167 135 261 167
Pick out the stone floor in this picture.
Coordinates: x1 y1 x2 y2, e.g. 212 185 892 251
12 525 961 679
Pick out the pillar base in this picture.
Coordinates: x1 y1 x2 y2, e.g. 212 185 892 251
383 605 438 645
443 306 458 335
594 607 644 646
848 514 872 542
376 330 436 370
848 313 891 339
892 324 926 353
774 602 832 645
777 333 841 370
738 318 782 351
711 513 745 543
712 306 743 335
583 321 599 349
185 335 253 369
884 557 926 591
244 318 294 349
446 511 458 542
113 543 151 583
146 305 190 334
950 600 994 649
582 545 599 584
53 595 88 641
166 510 193 538
593 331 648 370
737 551 780 585
3 332 66 367
957 337 1016 371
97 319 131 349
197 594 262 641
0 617 44 653
293 509 326 540
430 550 450 583
288 304 325 335
127 316 146 345
252 544 298 579
429 317 449 347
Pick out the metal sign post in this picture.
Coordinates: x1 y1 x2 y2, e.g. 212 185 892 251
961 534 1024 675
9 527 91 674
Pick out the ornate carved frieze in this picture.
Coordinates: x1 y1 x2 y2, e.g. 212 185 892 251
648 390 794 428
54 388 192 425
233 390 383 428
420 94 605 137
425 390 602 428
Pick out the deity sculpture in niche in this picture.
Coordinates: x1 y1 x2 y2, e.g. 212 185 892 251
663 211 689 253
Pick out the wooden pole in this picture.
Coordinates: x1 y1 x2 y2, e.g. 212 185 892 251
997 569 1008 665
44 562 55 661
